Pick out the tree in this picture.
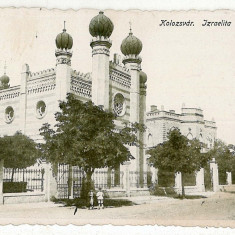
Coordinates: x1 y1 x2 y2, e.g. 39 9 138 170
39 94 143 193
148 129 210 197
0 132 38 181
207 140 235 184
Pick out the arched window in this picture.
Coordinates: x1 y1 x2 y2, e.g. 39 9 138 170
187 133 193 140
148 133 154 147
5 106 14 123
113 93 126 117
36 101 47 119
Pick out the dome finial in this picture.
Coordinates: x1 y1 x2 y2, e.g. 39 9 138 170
4 60 6 75
129 21 133 35
63 21 66 32
0 60 10 88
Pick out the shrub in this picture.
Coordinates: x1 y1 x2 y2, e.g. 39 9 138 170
3 182 27 193
174 195 207 200
51 197 135 208
150 185 166 196
158 169 175 187
165 187 177 196
147 171 152 188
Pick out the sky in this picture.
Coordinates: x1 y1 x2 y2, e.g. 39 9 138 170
0 8 235 144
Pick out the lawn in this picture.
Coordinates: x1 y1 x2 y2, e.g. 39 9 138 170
51 197 136 208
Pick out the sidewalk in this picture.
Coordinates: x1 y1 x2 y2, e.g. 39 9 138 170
0 192 233 227
112 195 174 204
115 191 216 204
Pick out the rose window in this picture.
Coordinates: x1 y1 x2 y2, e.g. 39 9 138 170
5 106 14 123
113 93 126 116
36 101 46 119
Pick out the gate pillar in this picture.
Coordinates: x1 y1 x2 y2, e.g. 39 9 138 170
43 162 57 201
0 160 3 204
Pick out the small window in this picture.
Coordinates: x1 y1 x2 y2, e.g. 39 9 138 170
113 93 126 117
5 106 14 123
36 101 46 119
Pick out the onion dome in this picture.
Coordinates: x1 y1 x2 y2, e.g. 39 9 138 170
121 29 142 56
55 23 73 50
0 74 9 84
89 11 114 38
139 71 147 84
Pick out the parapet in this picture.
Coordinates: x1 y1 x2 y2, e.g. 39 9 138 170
29 68 55 80
181 107 204 117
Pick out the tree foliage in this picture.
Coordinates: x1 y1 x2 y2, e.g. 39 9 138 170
39 94 143 180
207 139 235 172
148 129 210 196
0 132 38 181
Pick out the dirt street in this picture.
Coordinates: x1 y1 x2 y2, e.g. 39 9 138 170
0 192 234 227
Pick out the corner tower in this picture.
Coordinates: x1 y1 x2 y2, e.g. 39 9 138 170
121 26 144 184
89 11 113 110
121 26 142 123
55 22 73 101
0 62 10 90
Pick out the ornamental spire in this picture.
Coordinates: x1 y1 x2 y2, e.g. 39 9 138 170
63 21 66 32
4 60 6 75
129 21 133 35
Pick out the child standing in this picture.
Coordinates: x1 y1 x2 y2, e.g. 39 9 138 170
89 190 94 210
96 188 104 209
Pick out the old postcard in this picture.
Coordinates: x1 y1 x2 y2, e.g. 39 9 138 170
0 8 234 229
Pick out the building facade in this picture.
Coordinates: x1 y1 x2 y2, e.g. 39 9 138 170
146 104 217 193
0 11 148 194
146 104 217 149
0 11 218 197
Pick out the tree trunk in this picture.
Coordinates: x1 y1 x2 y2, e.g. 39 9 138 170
11 168 15 182
181 173 185 198
80 169 94 200
86 170 92 182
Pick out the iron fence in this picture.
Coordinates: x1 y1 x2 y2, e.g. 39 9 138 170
57 164 70 199
129 171 140 188
56 164 124 199
3 167 45 192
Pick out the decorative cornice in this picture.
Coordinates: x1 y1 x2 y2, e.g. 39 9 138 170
56 57 71 66
92 47 110 56
109 67 131 89
140 89 146 96
27 76 56 95
55 49 72 66
0 86 20 101
90 37 112 49
55 49 72 57
122 55 142 66
70 77 91 98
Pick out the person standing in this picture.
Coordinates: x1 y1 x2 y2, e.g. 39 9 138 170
96 188 104 209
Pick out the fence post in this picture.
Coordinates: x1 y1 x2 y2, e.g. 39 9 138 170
123 162 131 197
227 172 232 185
196 168 205 192
150 166 157 185
43 162 57 201
0 160 3 204
210 158 219 192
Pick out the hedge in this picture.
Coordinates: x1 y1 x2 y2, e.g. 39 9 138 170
3 182 27 193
